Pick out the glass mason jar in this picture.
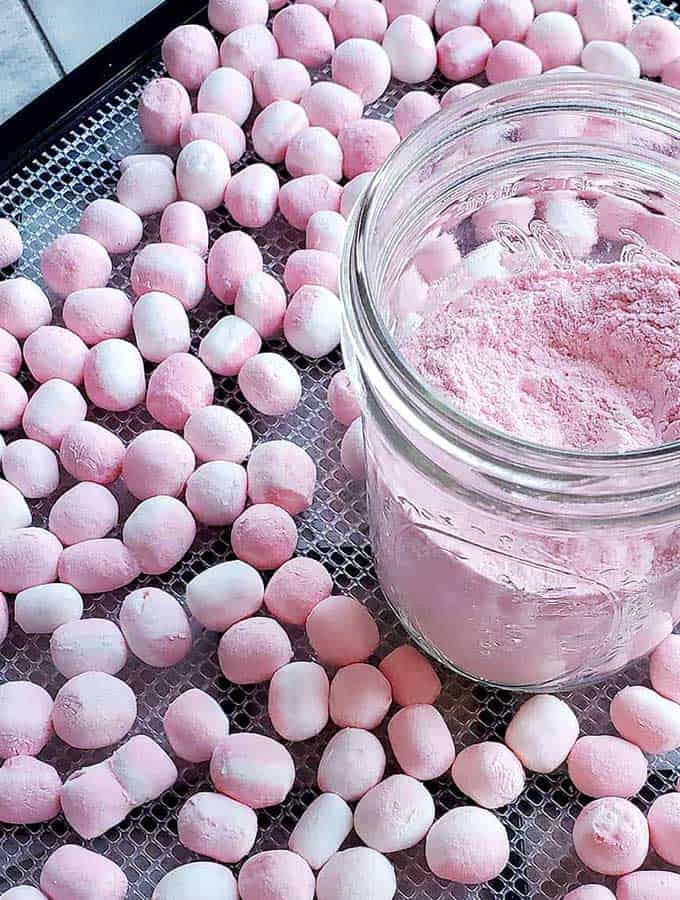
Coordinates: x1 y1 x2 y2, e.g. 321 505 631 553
341 76 680 691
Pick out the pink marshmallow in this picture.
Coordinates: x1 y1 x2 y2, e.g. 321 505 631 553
62 287 132 345
110 733 176 805
0 888 48 900
199 315 262 377
317 728 386 801
0 327 21 376
234 272 287 339
616 872 680 900
197 67 253 126
40 233 111 298
306 210 347 256
2 440 59 499
577 0 632 43
219 25 279 80
327 369 361 425
300 82 364 136
384 0 436 22
581 40 640 79
186 559 264 630
185 460 247 526
131 242 206 310
573 798 649 876
289 793 353 870
0 480 32 532
52 671 136 749
207 231 263 304
330 663 391 729
0 277 52 340
264 556 333 625
176 139 231 212
224 163 280 229
426 807 510 884
451 741 525 808
116 159 178 217
23 326 88 385
59 420 125 484
440 82 482 107
480 0 533 41
178 791 258 863
238 851 315 900
253 58 312 107
354 774 435 852
164 688 230 762
83 338 146 411
472 196 536 240
388 704 456 781
122 495 196 574
122 429 195 500
252 100 309 165
412 233 461 284
40 846 127 900
210 732 296 807
160 202 209 258
0 373 28 430
650 633 680 702
435 0 482 33
119 586 192 667
50 618 128 677
393 91 440 139
316 848 395 900
79 199 143 256
209 0 268 34
0 528 61 593
525 11 584 70
505 694 579 773
48 482 119 546
437 25 492 79
306 594 379 666
246 439 316 515
57 538 141 593
329 0 388 42
278 174 343 230
268 661 330 741
567 736 647 799
0 681 53 759
161 24 220 91
383 15 437 83
564 889 614 900
132 291 191 363
237 352 302 416
22 379 87 449
0 219 22 269
486 39 542 82
119 153 173 172
647 791 680 866
180 113 246 165
184 404 253 464
230 503 298 570
138 77 191 146
14 583 82 635
662 56 680 89
146 352 214 430
338 119 400 180
610 685 680 754
273 4 335 67
535 0 576 10
284 248 339 294
285 126 343 181
340 417 365 480
331 38 391 103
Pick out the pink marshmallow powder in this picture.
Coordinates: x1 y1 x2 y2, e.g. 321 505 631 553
268 661 330 741
0 278 52 340
307 210 347 257
426 807 510 884
329 0 388 42
180 113 246 166
40 846 128 900
617 872 680 900
22 379 87 450
0 219 22 268
138 77 191 146
131 243 206 310
59 420 125 484
451 741 525 808
647 791 680 866
164 688 230 762
383 15 437 84
184 404 253 464
567 736 647 799
218 616 293 684
237 352 302 416
0 681 53 759
238 851 315 900
207 231 263 304
285 127 343 182
186 560 264 631
146 352 214 430
650 633 680 702
486 40 543 83
160 203 209 258
122 430 195 500
252 101 309 166
388 704 456 781
278 174 343 231
48 483 119 546
2 439 59 499
0 480 32 532
161 24 219 91
79 199 143 256
178 792 258 863
40 234 112 298
253 59 312 107
116 159 178 217
199 316 262 377
354 775 435 853
525 11 585 70
435 0 483 33
176 140 231 212
23 325 88 385
0 374 28 430
224 164 280 229
210 732 296 808
264 556 333 625
610 685 680 754
235 272 287 339
0 528 61 593
330 663 392 730
219 25 279 80
306 594 380 667
83 338 146 411
185 461 247 526
52 671 137 749
505 694 579 773
577 0 632 43
273 4 335 68
289 793 353 871
300 82 364 137
316 848 396 900
573 798 649 876
120 587 192 668
331 39 391 104
132 291 192 363
122 495 197 575
0 327 21 376
436 26 493 80
247 439 316 515
57 538 141 594
393 91 440 139
338 119 400 181
317 728 386 801
208 0 268 34
62 287 132 345
50 618 128 678
479 0 534 42
197 67 253 127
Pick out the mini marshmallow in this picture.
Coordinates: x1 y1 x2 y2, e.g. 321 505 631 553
40 234 112 298
284 249 339 294
663 56 680 89
110 734 178 804
479 0 534 41
564 889 614 900
278 174 344 230
486 39 543 82
199 316 262 377
307 210 347 256
0 480 32 532
286 127 343 181
505 694 579 773
14 584 82 635
22 379 87 449
116 160 178 217
58 538 141 593
316 848 396 900
52 671 136 749
83 339 146 411
160 202 209 257
224 163 280 229
219 24 279 79
62 287 132 345
40 845 128 900
0 220 22 269
2 440 59 499
231 503 298 569
617 872 680 900
426 807 510 884
177 140 231 212
581 40 640 78
164 689 230 762
120 587 192 667
393 91 440 138
146 352 214 430
197 67 254 126
568 736 647 799
451 741 525 808
234 272 287 339
340 417 366 480
209 0 268 33
218 615 293 684
119 153 174 172
131 242 206 310
537 192 598 258
59 420 125 484
331 38 391 103
380 646 442 706
0 755 60 825
133 292 191 364
122 495 196 574
210 732 296 807
152 863 238 900
252 101 310 165
180 113 246 165
0 528 61 592
0 593 8 644
184 404 253 463
649 633 680 702
647 792 680 866
138 77 191 146
264 557 333 625
354 775 435 852
0 681 53 759
330 663 392 730
23 326 88 385
307 594 379 666
268 661 330 741
435 0 483 33
317 727 386 801
1 888 48 899
273 4 335 67
329 0 388 42
161 24 220 91
50 618 128 677
383 15 437 83
338 119 400 180
48 483 119 546
436 25 492 80
0 278 52 340
247 439 316 515
440 82 483 107
0 374 28 430
413 233 461 283
577 0 632 43
237 353 302 416
472 197 535 241
610 685 680 754
596 195 646 242
573 798 649 876
535 0 576 9
238 852 315 900
388 704 456 781
186 560 264 630
253 58 312 106
289 793 353 871
300 82 364 136
525 12 585 70
185 461 248 526
0 327 21 376
78 199 143 257
384 0 436 22
328 370 361 423
122 430 195 500
207 231 263 304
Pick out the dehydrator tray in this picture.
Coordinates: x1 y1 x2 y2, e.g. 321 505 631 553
1 1 680 897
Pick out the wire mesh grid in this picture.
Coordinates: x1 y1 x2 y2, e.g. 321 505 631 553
2 3 680 898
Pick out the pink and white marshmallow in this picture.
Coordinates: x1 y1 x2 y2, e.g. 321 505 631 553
146 352 214 430
268 661 330 741
50 618 128 678
0 681 53 759
48 483 119 546
62 287 132 346
186 560 264 631
59 420 125 484
40 845 127 900
185 461 247 526
178 792 257 864
119 586 192 667
183 404 253 464
210 732 296 808
122 495 196 574
164 689 230 762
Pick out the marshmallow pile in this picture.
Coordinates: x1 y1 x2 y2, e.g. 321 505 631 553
3 0 680 897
